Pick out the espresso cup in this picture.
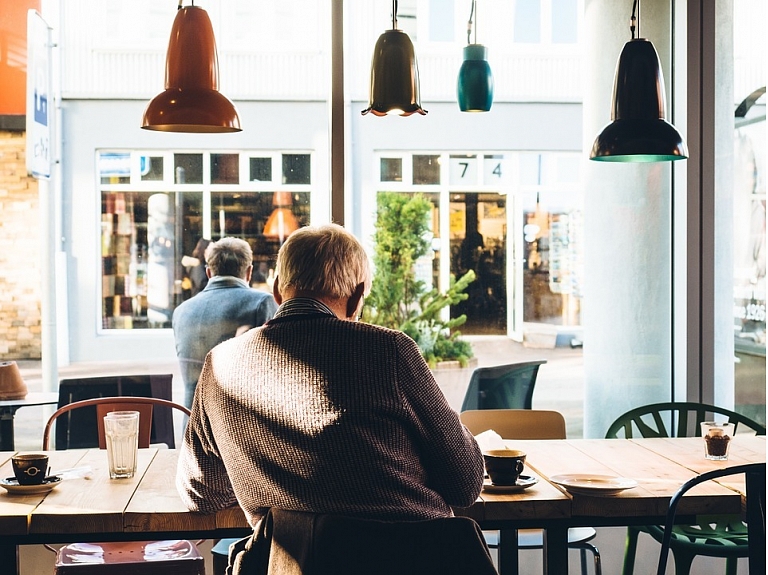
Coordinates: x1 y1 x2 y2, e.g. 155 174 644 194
483 449 526 486
12 453 49 485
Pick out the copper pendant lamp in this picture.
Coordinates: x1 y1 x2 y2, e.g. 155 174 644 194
362 0 427 117
590 0 687 162
142 2 241 133
457 0 493 112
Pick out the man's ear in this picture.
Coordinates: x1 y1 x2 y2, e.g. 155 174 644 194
244 265 253 283
272 276 283 304
345 282 366 320
205 267 213 279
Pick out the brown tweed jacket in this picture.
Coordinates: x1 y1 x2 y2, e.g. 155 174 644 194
177 311 484 525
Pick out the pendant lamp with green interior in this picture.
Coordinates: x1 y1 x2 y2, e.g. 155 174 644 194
590 0 687 162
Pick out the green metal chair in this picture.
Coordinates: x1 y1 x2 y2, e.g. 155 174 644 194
605 402 766 575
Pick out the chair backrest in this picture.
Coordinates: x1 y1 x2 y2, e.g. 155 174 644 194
656 462 766 575
240 508 499 575
43 396 191 450
56 374 175 449
605 402 766 439
460 409 567 439
460 360 546 411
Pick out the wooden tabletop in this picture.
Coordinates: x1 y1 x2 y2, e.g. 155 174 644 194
1 436 764 575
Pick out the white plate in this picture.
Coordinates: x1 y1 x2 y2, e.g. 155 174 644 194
482 475 539 493
549 474 637 496
0 476 62 495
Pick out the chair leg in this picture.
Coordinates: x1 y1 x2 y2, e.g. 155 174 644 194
622 526 640 575
725 556 738 575
670 548 696 575
569 541 601 575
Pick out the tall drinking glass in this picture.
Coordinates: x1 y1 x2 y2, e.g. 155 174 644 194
103 411 140 479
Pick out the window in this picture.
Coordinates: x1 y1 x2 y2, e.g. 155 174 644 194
514 0 541 44
98 151 312 330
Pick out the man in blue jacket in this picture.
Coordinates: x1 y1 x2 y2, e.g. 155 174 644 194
172 237 278 409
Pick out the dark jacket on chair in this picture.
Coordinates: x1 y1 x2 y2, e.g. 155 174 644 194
228 508 498 575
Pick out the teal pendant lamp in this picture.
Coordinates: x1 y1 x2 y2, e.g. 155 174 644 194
457 0 493 112
590 0 687 162
142 1 241 133
362 0 427 116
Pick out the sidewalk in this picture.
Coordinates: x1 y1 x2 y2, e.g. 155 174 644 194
10 336 585 451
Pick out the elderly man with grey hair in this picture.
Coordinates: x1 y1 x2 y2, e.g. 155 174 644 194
172 236 277 409
177 223 484 527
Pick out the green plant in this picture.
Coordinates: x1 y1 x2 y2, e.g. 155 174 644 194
363 192 475 368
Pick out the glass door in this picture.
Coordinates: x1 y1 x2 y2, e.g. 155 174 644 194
449 192 508 335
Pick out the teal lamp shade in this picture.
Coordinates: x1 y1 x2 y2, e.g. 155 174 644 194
590 38 687 162
457 44 494 112
361 29 427 117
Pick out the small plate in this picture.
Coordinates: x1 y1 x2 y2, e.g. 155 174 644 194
0 476 62 495
482 475 539 493
549 473 637 496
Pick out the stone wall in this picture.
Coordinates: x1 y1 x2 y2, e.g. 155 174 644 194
0 130 42 359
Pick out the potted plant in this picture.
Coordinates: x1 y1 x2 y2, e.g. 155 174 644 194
363 192 476 368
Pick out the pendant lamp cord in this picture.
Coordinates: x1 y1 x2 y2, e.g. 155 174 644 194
392 0 398 29
630 0 638 39
466 0 477 45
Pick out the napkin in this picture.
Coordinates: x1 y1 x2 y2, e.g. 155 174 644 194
474 429 506 452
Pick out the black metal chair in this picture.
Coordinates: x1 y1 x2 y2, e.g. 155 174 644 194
606 402 766 575
656 463 766 575
460 360 546 411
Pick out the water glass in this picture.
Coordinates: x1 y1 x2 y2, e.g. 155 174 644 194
103 411 140 479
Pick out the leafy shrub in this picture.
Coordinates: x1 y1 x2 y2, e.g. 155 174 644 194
363 192 475 367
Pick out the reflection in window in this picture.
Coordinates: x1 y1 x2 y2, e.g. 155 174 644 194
211 191 311 287
381 158 403 182
174 154 203 184
282 154 311 185
140 156 164 181
101 191 202 330
99 152 131 184
413 155 440 185
250 157 272 182
211 154 240 184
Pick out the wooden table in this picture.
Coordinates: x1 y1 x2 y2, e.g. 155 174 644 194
459 435 766 575
0 393 59 451
0 436 764 575
0 448 251 575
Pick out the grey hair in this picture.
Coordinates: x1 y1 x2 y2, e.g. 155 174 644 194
204 237 253 278
276 224 372 299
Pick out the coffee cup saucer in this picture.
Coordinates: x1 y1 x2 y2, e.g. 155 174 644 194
1 475 62 495
482 475 538 493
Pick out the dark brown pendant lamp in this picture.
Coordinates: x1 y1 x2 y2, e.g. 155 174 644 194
590 0 687 162
362 0 427 117
142 1 241 133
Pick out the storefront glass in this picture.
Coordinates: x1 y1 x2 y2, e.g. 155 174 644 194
98 150 311 330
